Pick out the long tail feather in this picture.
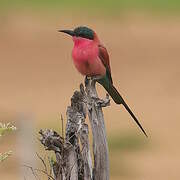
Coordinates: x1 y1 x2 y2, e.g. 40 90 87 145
98 78 147 137
122 99 148 137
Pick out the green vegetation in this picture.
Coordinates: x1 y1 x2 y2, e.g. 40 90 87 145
0 0 180 13
0 122 16 137
108 132 147 152
107 132 148 178
0 123 16 162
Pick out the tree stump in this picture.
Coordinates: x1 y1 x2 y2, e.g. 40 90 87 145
39 79 110 180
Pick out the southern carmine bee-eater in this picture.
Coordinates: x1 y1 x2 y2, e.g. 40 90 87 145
59 26 147 137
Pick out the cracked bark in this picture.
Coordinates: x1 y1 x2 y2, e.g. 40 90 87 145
39 79 110 180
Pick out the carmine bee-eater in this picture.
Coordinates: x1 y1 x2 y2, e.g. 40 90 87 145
59 26 147 137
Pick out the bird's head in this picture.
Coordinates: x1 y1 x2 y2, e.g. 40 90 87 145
59 26 99 44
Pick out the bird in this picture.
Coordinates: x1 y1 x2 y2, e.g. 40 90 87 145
59 26 147 137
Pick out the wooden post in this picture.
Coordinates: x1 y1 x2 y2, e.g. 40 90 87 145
85 79 110 180
39 80 110 180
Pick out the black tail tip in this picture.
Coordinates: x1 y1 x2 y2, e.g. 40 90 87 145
144 132 148 138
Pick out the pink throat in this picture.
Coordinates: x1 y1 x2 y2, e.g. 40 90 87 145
72 36 93 47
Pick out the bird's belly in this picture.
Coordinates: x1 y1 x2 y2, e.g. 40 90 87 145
73 58 106 76
72 46 106 76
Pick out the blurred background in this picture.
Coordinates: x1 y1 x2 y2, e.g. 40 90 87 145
0 0 180 179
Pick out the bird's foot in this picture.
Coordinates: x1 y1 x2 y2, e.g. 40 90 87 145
85 75 103 87
91 75 103 82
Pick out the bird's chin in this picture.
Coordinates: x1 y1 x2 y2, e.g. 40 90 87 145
73 36 93 46
72 36 78 42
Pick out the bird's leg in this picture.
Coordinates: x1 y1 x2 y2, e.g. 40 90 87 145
91 77 111 108
90 75 104 89
85 75 103 86
85 75 110 107
90 75 103 82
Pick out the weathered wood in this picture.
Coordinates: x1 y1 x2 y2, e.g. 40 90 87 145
85 79 110 180
66 90 86 180
39 129 67 180
39 79 110 180
79 123 93 180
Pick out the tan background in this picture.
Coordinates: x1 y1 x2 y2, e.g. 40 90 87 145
0 6 180 180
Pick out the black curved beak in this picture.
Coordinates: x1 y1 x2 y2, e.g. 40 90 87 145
58 29 75 36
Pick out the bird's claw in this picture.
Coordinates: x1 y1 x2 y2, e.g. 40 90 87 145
91 75 103 82
85 75 103 87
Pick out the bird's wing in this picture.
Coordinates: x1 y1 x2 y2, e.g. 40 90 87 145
98 44 111 72
98 44 113 84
